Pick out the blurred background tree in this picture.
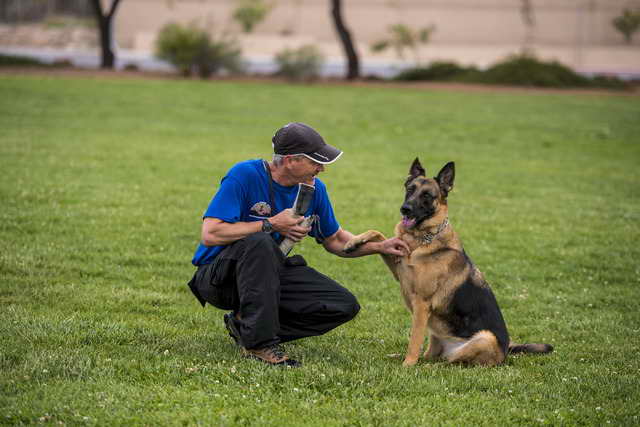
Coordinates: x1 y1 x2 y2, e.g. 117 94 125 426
331 0 359 80
371 23 435 65
89 0 122 69
233 0 272 33
520 0 536 54
612 8 640 44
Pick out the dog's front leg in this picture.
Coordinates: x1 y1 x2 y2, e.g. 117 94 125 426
344 230 402 282
343 230 387 253
403 298 430 367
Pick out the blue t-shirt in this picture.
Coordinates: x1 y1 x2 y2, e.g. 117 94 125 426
192 159 340 266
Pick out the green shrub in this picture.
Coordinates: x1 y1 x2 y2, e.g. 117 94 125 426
0 54 45 67
477 55 591 87
589 75 630 91
123 63 139 72
155 23 242 78
194 38 243 78
155 23 204 76
477 55 628 90
394 61 478 81
274 45 325 81
0 54 72 69
391 55 629 91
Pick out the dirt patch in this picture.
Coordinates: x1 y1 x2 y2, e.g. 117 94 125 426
1 66 637 97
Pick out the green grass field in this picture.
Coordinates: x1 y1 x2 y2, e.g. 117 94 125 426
1 74 639 425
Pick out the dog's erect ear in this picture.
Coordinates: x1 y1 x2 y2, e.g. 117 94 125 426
405 157 426 187
409 157 426 177
436 162 455 196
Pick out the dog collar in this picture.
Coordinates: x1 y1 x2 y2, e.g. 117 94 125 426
419 217 449 245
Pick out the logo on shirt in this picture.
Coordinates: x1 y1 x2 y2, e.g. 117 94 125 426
250 201 272 217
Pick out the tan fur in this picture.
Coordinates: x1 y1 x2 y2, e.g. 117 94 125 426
344 174 504 367
446 330 505 366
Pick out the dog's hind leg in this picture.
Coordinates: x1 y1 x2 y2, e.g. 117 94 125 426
446 330 505 367
403 298 430 367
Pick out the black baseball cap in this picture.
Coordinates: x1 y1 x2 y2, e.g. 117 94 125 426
272 122 343 164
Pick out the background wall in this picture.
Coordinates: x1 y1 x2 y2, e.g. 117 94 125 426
115 0 640 72
114 0 640 46
1 0 639 74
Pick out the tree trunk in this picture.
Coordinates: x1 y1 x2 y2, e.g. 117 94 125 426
98 18 115 68
520 0 536 55
90 0 123 69
331 0 359 80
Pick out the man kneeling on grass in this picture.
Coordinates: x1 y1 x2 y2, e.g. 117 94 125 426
187 122 409 367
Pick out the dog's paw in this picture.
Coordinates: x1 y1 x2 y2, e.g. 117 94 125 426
402 357 418 367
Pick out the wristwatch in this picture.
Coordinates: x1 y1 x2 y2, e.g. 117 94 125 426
261 219 274 233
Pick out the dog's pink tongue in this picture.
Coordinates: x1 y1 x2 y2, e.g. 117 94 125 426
402 217 416 228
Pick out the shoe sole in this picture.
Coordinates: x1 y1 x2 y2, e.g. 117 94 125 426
225 315 301 367
242 352 301 368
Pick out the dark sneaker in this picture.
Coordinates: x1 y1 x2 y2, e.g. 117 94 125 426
223 312 241 346
243 344 301 368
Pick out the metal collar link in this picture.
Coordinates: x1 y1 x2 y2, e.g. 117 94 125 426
419 217 449 245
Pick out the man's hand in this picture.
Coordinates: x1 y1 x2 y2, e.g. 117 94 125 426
269 208 311 242
377 237 410 257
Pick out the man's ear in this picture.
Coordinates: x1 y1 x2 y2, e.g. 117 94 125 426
436 161 455 196
405 157 426 187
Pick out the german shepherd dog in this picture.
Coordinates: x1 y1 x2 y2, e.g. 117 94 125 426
344 158 553 367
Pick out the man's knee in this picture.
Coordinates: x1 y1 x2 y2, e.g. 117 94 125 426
337 290 361 322
346 298 361 321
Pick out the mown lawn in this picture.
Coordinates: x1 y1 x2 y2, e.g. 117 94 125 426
1 74 639 425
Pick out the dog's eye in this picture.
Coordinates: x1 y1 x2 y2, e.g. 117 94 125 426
406 186 415 195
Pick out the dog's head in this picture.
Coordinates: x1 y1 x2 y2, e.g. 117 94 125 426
400 158 455 229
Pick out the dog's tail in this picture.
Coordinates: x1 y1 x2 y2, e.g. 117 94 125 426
508 342 554 355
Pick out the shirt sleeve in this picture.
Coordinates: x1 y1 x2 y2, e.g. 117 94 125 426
310 181 340 240
203 175 245 223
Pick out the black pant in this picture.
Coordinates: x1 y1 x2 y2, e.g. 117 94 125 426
189 232 360 349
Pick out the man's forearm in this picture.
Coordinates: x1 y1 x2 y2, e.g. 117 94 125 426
202 219 263 246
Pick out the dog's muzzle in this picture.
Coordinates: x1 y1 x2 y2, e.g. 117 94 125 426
400 204 417 228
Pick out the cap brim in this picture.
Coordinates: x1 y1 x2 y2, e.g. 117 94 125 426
303 144 343 164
